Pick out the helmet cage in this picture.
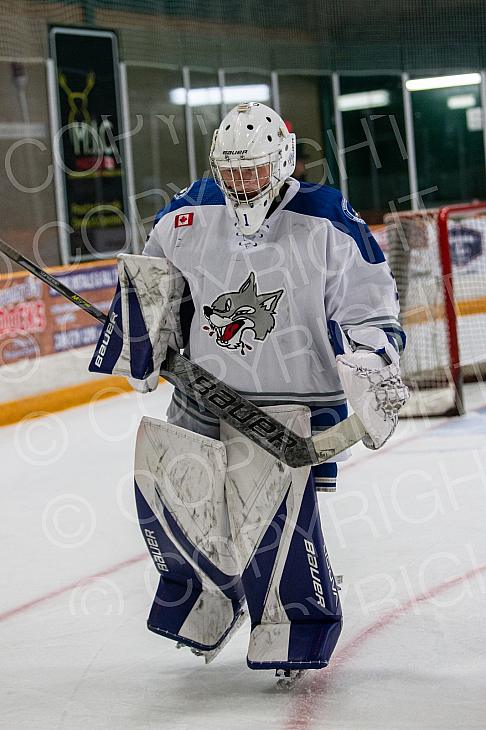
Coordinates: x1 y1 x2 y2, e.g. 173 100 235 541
210 149 282 208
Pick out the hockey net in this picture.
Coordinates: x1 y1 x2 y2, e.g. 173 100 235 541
384 202 486 417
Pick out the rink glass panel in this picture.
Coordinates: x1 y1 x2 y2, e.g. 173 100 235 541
278 74 336 188
0 61 59 273
339 75 410 225
186 69 222 178
222 71 274 113
410 82 485 207
125 66 189 236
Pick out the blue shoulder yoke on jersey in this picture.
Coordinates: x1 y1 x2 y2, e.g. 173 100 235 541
283 181 385 264
153 178 225 227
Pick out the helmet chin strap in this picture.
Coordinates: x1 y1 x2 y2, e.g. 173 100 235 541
265 182 288 219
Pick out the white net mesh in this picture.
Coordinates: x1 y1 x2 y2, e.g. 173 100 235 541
384 204 486 416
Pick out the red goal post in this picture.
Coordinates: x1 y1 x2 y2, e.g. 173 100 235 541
383 202 486 417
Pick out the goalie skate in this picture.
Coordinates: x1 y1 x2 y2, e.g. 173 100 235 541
176 608 248 665
275 669 309 690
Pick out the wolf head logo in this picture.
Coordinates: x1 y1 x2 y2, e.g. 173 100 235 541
203 272 283 355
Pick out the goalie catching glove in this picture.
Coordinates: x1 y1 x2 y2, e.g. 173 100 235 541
331 322 409 450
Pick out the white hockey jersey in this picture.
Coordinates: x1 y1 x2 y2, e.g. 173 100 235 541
143 177 405 411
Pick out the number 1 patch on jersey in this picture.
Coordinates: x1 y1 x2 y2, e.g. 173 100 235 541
175 212 194 228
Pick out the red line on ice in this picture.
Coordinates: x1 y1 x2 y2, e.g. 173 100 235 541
285 562 486 730
0 552 147 623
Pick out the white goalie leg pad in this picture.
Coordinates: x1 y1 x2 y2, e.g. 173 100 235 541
222 405 311 569
223 406 343 669
134 416 245 651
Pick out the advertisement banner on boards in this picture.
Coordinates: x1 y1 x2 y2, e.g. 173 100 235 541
0 260 117 366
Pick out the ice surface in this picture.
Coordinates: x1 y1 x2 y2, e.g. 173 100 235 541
1 382 486 729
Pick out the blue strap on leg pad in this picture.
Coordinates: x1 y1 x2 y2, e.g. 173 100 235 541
89 254 185 389
134 416 246 652
222 405 342 671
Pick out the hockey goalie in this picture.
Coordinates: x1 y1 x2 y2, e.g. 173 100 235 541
89 102 409 682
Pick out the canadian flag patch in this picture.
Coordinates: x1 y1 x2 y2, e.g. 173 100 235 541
175 212 194 228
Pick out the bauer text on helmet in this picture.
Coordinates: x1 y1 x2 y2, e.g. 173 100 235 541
210 102 296 234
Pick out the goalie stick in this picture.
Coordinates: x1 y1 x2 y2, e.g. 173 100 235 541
0 238 366 467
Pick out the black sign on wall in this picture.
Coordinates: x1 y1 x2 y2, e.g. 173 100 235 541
49 27 131 262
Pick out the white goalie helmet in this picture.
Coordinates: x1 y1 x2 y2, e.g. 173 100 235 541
210 102 296 234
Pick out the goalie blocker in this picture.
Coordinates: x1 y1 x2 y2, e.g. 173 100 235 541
88 253 185 388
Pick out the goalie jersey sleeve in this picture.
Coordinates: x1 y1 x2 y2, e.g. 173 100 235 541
321 203 405 364
142 177 405 409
